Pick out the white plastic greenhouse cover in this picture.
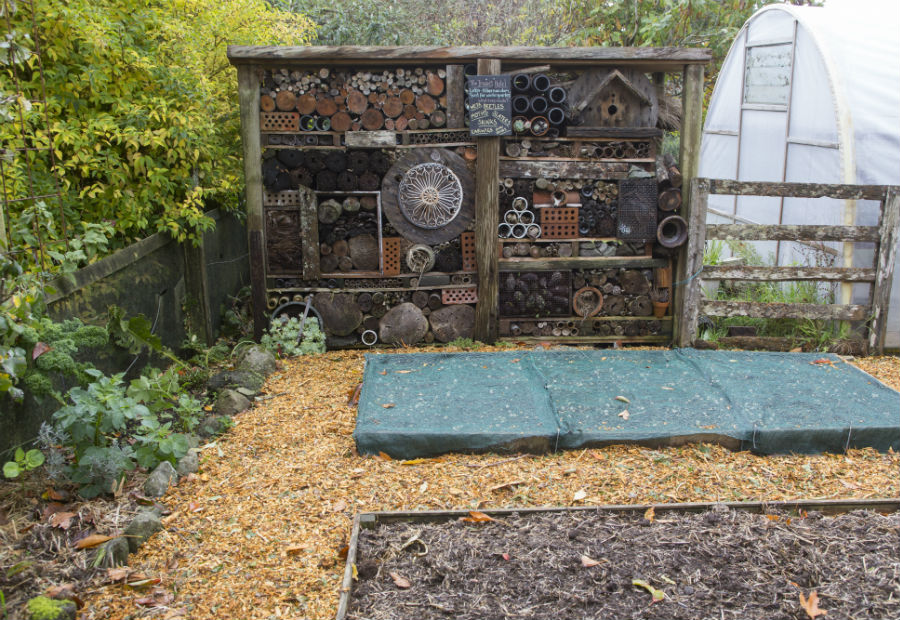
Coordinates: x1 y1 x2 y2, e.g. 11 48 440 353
699 0 900 348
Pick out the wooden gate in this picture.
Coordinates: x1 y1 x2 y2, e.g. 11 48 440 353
675 179 900 353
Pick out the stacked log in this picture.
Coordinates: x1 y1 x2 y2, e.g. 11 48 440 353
261 67 449 132
571 268 654 317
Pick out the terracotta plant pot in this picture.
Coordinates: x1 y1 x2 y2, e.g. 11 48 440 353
652 300 669 318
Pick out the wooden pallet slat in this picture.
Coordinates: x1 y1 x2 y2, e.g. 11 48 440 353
706 224 880 243
700 300 868 322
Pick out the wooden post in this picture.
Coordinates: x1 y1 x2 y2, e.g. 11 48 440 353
473 57 501 343
182 239 214 345
869 187 899 354
673 63 704 347
237 64 267 341
675 178 710 347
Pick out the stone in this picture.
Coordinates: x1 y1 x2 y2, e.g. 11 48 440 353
215 389 251 416
176 449 199 477
99 536 130 567
198 414 232 438
124 510 163 553
207 370 265 394
26 596 76 620
143 461 177 498
236 345 277 377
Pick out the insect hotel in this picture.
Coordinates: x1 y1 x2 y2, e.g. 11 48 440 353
227 47 709 346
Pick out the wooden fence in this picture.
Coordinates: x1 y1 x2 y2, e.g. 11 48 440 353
675 179 899 353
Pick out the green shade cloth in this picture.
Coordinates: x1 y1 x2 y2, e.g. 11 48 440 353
354 349 900 459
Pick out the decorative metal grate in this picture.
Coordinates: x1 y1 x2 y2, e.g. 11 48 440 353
499 271 571 318
616 178 658 240
398 163 463 229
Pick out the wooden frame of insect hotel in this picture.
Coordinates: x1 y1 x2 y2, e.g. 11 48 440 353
227 46 711 347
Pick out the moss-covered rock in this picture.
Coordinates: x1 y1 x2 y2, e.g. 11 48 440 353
26 595 76 620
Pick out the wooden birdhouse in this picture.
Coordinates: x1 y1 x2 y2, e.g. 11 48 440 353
568 68 658 128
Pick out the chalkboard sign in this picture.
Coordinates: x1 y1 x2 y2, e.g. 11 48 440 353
467 75 512 137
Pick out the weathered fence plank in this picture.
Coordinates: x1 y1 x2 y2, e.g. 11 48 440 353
706 224 880 242
701 300 868 321
706 179 886 201
702 266 876 282
868 187 899 354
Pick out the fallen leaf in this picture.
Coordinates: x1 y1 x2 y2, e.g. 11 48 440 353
188 501 203 513
332 500 348 512
163 609 188 619
511 358 520 363
107 567 132 581
660 386 675 391
615 395 630 403
32 342 51 360
418 481 428 494
489 480 525 492
347 383 362 406
203 405 213 412
284 545 308 556
49 511 77 530
573 489 587 501
460 511 495 523
632 578 665 602
644 506 655 523
581 555 604 567
501 553 510 561
125 576 161 589
811 358 836 367
338 544 349 559
351 563 358 581
790 346 803 353
377 451 392 461
135 588 173 606
45 584 76 600
389 571 411 589
618 409 630 420
45 488 68 501
381 403 395 409
379 370 387 375
799 590 828 618
394 369 415 374
161 511 181 526
75 534 114 550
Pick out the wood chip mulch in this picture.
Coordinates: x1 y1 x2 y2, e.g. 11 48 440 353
79 350 900 620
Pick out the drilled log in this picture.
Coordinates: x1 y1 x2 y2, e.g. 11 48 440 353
411 290 430 308
360 108 384 130
620 270 651 295
357 293 374 313
348 233 379 270
332 239 349 257
316 95 337 116
319 253 339 273
347 90 368 114
426 72 444 96
331 111 352 132
260 94 276 112
382 96 403 118
416 94 437 114
318 199 342 224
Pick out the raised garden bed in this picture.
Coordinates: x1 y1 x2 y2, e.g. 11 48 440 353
339 499 900 620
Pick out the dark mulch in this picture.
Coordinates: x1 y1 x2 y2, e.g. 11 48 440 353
349 507 900 619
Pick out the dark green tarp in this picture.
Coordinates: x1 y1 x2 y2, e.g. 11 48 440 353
354 349 900 459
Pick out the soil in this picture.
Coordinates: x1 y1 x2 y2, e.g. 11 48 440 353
350 507 900 620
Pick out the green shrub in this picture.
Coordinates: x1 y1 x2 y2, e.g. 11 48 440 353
51 370 190 497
